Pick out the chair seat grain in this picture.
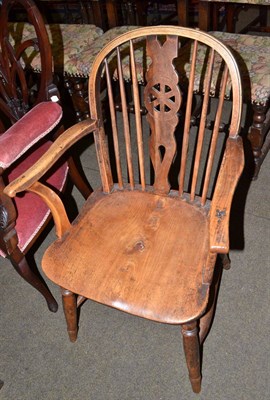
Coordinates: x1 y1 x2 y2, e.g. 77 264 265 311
43 189 210 324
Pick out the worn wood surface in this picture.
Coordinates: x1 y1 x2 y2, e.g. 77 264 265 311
43 188 210 324
4 26 245 392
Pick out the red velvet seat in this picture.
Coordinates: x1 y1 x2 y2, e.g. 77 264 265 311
0 104 68 255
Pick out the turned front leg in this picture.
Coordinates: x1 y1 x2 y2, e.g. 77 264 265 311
61 288 78 342
181 321 201 393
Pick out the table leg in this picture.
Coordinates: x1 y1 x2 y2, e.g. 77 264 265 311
198 1 210 31
177 0 189 27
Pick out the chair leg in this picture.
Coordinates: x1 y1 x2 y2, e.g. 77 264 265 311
181 321 201 393
199 261 223 344
68 157 92 200
220 253 231 270
64 77 90 122
61 288 78 342
10 249 58 312
248 103 268 179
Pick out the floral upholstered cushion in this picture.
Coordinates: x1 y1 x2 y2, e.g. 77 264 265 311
8 23 270 104
209 32 270 104
66 26 141 77
7 23 139 77
8 22 104 75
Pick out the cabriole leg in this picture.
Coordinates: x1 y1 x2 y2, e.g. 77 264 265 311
10 250 58 313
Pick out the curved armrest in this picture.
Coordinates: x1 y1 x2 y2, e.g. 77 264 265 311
210 136 244 254
0 102 62 169
4 118 98 198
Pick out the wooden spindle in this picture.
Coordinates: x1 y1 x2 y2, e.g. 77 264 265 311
117 46 135 189
179 40 198 196
130 40 146 190
105 58 123 188
201 65 229 205
190 48 215 201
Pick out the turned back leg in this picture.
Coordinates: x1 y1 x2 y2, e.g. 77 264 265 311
61 288 78 342
181 321 201 393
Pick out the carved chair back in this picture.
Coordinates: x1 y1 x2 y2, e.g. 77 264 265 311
89 26 243 207
0 0 58 127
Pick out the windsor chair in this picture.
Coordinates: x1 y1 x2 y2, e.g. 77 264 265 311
5 26 244 392
0 0 91 312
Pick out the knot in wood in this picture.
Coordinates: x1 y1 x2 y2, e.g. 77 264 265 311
134 240 145 252
215 208 226 222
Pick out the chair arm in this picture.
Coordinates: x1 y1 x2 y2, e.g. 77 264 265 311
210 136 244 254
4 118 98 198
0 102 62 169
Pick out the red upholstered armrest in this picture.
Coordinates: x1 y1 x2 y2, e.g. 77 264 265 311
0 102 62 169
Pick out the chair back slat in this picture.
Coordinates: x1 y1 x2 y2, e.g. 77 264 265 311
130 40 146 190
179 39 198 196
117 46 135 189
190 48 215 201
88 26 242 204
105 58 124 189
201 66 229 205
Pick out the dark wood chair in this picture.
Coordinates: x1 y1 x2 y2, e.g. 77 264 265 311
5 26 244 392
0 0 91 312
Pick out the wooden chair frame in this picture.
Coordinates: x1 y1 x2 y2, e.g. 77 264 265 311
4 26 244 392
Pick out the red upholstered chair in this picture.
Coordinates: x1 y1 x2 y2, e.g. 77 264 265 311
0 0 92 312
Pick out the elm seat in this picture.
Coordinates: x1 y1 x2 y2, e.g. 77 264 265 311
43 189 210 324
